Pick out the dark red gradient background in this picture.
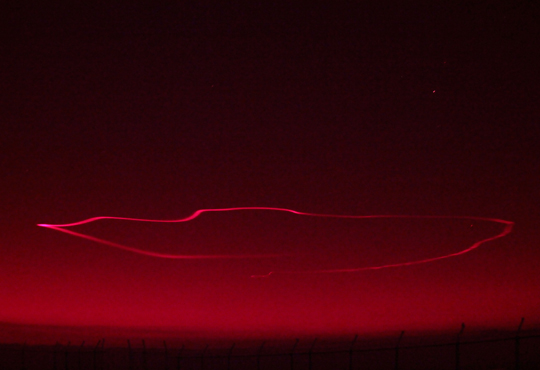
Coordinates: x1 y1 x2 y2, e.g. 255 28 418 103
1 1 539 345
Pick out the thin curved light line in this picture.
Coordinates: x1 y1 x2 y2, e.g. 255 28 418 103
250 220 514 278
37 207 514 274
38 207 513 227
40 225 282 259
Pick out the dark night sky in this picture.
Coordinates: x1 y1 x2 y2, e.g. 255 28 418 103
1 1 539 344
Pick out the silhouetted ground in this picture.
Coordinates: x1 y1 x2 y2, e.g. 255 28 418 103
1 323 539 370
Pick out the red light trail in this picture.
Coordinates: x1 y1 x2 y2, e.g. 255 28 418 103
38 207 514 278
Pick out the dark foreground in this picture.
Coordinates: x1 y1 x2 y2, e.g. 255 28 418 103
1 328 539 370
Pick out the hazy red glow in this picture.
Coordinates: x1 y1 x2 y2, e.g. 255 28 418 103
38 207 514 278
2 2 538 346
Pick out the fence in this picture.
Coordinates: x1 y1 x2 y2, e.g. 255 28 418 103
1 319 539 370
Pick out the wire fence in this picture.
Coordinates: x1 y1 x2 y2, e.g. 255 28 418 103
1 319 539 370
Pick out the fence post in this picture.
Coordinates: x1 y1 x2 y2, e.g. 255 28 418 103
290 339 299 370
127 340 133 370
309 338 317 370
142 340 148 370
227 343 235 370
349 335 358 370
257 341 266 370
78 341 85 370
516 317 524 370
164 341 169 370
201 344 209 370
456 323 465 370
176 345 184 370
65 341 70 370
394 331 404 370
20 341 26 370
101 339 105 370
54 342 60 370
93 340 101 370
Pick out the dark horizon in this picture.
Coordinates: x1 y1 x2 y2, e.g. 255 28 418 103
1 317 537 348
2 321 540 370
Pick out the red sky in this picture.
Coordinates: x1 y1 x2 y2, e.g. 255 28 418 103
1 1 539 345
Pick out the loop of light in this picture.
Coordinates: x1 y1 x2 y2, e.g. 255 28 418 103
38 207 514 278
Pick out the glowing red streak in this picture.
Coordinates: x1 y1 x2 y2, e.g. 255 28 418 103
38 207 514 277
